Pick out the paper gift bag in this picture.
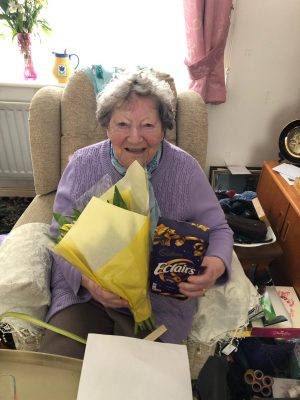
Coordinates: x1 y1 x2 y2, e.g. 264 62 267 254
76 334 193 400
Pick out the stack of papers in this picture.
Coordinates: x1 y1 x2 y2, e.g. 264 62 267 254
273 163 300 185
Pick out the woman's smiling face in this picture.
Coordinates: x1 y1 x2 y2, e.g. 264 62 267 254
107 94 164 169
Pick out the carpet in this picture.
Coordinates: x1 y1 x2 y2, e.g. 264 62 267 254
0 197 33 234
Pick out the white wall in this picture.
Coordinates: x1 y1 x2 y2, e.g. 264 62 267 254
1 0 300 178
206 0 300 172
0 0 188 88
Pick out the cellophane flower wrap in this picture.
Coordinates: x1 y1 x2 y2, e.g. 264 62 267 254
51 161 154 332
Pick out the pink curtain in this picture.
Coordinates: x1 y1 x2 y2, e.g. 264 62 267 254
183 0 233 104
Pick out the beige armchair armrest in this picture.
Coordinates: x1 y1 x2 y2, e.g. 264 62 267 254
29 86 63 195
13 193 56 228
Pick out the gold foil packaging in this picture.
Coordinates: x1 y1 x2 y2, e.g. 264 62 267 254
149 217 209 300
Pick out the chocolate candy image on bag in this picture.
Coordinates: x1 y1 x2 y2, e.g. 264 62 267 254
149 217 209 300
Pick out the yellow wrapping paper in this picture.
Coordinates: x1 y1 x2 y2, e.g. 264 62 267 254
52 161 152 325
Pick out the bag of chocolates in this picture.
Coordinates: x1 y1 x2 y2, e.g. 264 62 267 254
149 217 209 300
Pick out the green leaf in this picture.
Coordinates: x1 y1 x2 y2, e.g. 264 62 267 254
71 209 81 221
134 317 156 335
44 233 59 244
145 317 156 331
0 311 86 345
113 186 128 209
53 212 71 227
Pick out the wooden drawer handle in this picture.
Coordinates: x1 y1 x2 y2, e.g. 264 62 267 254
275 211 284 233
281 221 290 242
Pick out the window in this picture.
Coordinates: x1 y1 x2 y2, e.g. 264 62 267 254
1 0 189 89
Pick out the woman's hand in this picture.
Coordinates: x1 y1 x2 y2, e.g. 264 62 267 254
178 256 225 298
81 275 129 308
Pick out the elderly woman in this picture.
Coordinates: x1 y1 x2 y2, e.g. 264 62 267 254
39 69 233 359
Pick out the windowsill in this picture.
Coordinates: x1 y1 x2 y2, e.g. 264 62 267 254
0 78 64 102
0 79 64 89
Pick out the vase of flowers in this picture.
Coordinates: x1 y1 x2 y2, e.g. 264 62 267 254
17 32 37 79
0 0 51 80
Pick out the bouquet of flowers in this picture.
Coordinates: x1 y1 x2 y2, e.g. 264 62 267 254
0 0 51 79
50 161 155 333
0 0 51 37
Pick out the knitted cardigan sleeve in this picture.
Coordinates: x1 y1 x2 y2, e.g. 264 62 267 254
50 156 88 298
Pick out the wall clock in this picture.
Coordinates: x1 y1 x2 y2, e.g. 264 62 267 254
278 120 300 165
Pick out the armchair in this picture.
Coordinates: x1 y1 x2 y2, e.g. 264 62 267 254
14 69 208 228
9 69 257 379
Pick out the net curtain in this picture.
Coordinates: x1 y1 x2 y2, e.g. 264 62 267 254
183 0 233 104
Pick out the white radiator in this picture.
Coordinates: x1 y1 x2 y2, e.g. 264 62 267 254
0 101 33 180
0 100 35 196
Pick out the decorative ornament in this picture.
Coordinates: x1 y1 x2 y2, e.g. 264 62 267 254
278 120 300 165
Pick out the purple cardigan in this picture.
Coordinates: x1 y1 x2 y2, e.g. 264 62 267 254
47 140 233 343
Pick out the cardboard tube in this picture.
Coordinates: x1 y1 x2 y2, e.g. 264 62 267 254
254 370 264 381
262 375 274 387
252 381 262 393
244 369 255 384
261 385 272 397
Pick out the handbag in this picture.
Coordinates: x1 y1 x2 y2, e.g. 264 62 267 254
225 214 267 243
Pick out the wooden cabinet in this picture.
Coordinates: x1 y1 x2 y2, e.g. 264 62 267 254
256 161 300 295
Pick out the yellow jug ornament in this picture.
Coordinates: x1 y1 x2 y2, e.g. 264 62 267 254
52 49 80 84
